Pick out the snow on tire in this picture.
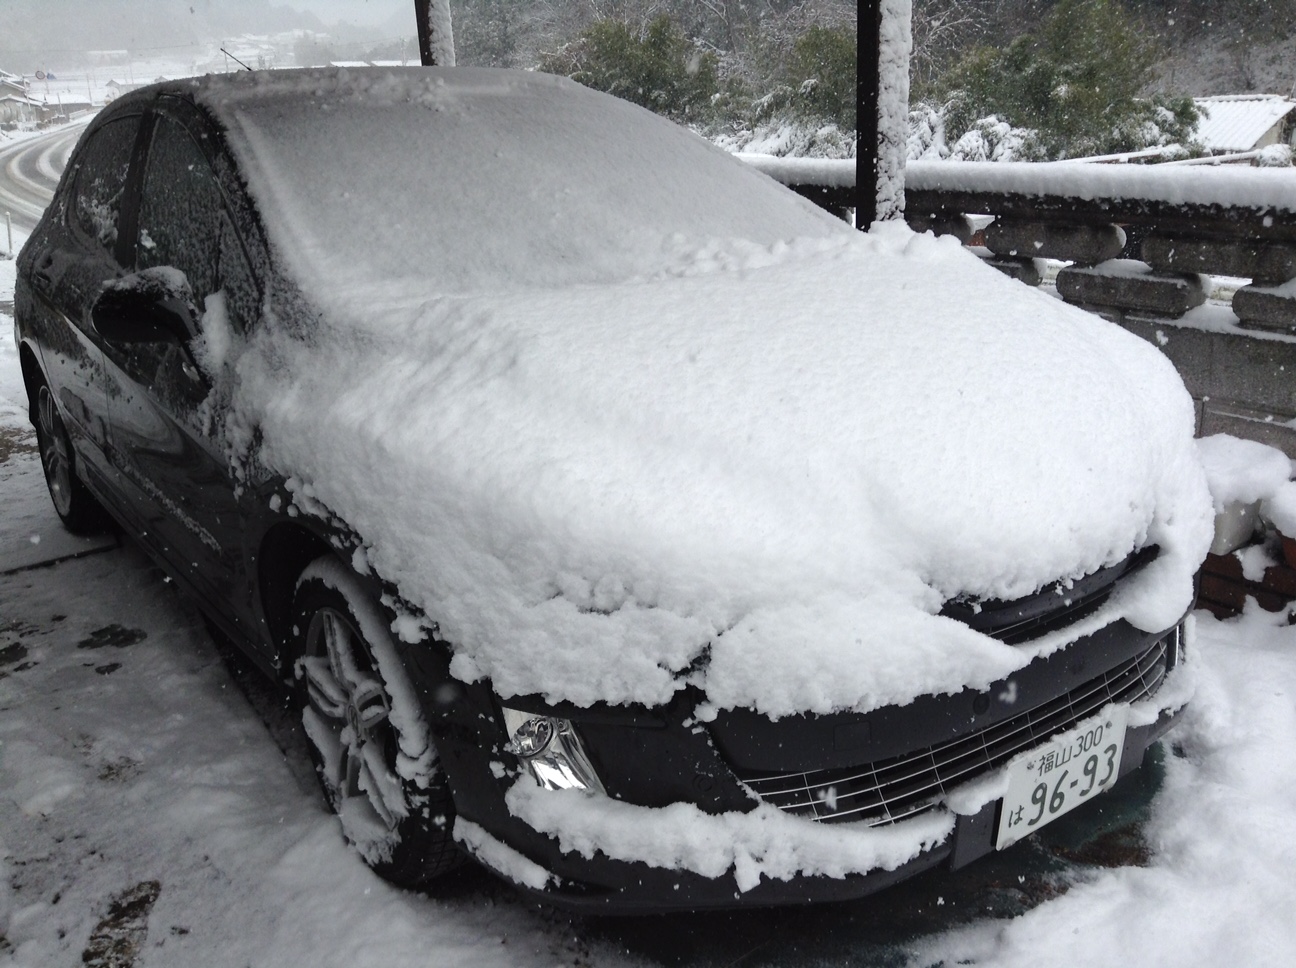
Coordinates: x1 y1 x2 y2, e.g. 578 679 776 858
292 555 462 887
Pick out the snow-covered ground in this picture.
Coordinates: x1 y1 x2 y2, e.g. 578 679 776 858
4 202 1296 968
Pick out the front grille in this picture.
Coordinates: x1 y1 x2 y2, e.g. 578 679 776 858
739 631 1175 826
941 546 1159 645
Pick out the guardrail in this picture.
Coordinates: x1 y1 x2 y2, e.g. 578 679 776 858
740 154 1296 458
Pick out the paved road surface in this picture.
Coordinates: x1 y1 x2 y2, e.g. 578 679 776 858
0 123 84 237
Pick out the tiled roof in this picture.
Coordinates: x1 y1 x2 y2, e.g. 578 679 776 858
1194 95 1296 152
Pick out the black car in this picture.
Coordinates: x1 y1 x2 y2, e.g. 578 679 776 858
14 67 1209 913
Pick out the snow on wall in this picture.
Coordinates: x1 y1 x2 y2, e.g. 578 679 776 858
906 160 1296 213
737 154 856 188
741 155 1296 215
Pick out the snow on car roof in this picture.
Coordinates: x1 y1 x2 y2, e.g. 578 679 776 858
184 68 1213 717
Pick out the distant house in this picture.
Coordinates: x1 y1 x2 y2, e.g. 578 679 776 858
104 79 150 101
0 70 39 124
1193 94 1296 153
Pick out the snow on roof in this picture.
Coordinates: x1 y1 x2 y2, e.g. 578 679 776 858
1193 94 1296 152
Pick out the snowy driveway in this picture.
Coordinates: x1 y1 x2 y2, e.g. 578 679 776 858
4 182 1296 968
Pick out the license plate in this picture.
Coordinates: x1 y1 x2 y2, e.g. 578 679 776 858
995 704 1128 850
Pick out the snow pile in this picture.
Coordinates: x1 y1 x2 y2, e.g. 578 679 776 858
1195 434 1296 555
193 68 1213 719
1195 434 1293 512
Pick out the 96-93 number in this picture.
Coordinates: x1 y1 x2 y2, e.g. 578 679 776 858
1025 727 1119 827
997 705 1130 850
1026 741 1119 824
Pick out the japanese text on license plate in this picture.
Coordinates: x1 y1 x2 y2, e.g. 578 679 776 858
995 704 1128 850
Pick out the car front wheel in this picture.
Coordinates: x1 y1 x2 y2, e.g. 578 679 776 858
292 556 462 887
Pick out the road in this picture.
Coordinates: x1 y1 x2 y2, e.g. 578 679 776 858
0 123 84 236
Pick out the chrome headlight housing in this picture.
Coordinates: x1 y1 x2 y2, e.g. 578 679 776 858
500 706 606 795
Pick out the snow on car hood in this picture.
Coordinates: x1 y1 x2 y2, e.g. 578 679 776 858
224 221 1212 718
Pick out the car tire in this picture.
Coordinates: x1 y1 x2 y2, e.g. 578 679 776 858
35 383 108 534
292 556 462 887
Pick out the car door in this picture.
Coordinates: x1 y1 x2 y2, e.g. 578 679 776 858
21 110 147 504
97 101 263 637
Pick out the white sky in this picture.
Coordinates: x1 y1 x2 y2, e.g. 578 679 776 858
295 0 408 27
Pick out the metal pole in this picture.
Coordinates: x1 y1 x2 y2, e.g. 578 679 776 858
414 0 455 67
856 1 882 230
6 212 12 258
415 0 436 66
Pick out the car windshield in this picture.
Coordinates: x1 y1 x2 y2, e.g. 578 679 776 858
211 67 841 295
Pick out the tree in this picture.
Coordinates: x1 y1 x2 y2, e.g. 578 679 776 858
539 15 720 122
786 24 858 130
936 0 1199 158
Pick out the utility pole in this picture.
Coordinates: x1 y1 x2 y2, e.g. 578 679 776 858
414 0 456 67
857 1 911 229
857 1 882 230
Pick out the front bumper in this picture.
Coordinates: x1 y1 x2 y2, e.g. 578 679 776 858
407 616 1188 914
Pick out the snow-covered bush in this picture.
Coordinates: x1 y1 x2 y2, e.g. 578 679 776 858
908 102 1039 161
1257 144 1294 168
714 119 855 160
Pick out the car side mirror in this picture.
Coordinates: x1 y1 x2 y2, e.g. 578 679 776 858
92 269 197 346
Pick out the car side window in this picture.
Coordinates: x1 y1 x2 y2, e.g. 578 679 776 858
70 116 140 254
136 114 259 334
136 115 223 302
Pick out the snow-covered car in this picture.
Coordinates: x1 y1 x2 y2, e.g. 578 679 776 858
14 67 1214 912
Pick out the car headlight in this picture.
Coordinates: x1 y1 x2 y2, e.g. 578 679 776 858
500 706 606 795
